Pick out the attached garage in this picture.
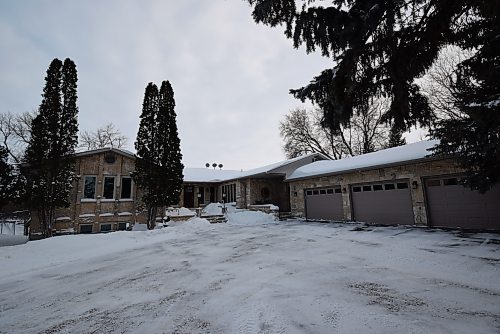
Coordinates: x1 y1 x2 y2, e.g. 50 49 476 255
305 187 343 221
425 177 500 230
351 180 414 225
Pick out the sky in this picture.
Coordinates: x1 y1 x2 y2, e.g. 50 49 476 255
0 0 336 170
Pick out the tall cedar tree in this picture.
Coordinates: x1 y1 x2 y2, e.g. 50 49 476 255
134 81 183 229
247 0 499 190
0 146 14 209
23 58 79 237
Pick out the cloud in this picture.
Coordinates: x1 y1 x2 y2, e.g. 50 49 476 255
0 0 332 170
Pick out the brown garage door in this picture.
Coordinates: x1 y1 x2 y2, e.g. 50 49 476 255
305 187 343 221
351 181 414 225
425 177 500 230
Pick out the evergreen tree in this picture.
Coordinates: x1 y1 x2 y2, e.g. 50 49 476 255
386 125 407 149
158 81 184 207
22 58 79 237
0 146 14 209
134 81 184 229
247 0 499 190
432 28 500 192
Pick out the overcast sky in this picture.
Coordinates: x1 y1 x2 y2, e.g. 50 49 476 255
0 0 337 170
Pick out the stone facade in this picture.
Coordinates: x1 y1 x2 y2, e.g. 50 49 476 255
31 149 151 236
288 157 463 226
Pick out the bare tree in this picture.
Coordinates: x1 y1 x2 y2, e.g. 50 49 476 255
0 111 36 162
280 99 390 159
420 46 474 121
79 123 128 150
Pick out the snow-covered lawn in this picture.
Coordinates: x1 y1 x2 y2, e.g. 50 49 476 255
1 213 499 333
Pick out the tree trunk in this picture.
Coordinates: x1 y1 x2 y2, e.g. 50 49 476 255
147 206 157 230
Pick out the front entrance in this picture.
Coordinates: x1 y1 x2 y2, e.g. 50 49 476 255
184 186 194 208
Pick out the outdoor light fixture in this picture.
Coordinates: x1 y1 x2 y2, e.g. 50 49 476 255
412 181 418 189
342 187 347 193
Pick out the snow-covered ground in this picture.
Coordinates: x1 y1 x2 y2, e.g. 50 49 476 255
1 213 499 333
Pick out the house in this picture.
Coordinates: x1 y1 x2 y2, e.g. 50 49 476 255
286 140 500 230
31 148 148 236
180 152 328 211
30 148 326 236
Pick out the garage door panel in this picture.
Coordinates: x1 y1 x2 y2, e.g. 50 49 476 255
352 181 414 225
426 179 500 230
305 188 343 221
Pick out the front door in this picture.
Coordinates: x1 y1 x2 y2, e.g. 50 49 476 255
184 186 194 208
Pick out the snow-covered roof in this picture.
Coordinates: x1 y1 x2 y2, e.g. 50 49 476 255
184 153 328 183
75 147 135 159
287 140 440 181
183 168 244 183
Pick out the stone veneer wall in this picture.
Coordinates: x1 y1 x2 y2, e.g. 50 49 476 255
31 151 149 235
288 158 463 226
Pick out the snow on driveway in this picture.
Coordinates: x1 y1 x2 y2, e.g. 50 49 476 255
0 215 499 333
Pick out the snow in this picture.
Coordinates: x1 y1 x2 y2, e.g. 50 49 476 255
1 214 499 333
202 202 225 215
55 216 71 221
79 213 96 218
99 212 114 217
288 140 439 180
117 212 133 216
131 223 148 231
164 207 196 217
183 168 243 183
184 153 323 182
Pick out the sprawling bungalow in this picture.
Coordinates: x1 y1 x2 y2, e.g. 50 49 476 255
30 148 326 236
28 140 499 236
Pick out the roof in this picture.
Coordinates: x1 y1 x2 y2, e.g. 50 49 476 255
75 147 135 160
183 168 244 183
287 140 440 181
184 153 328 183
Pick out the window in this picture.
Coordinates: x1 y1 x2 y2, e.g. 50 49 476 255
443 178 458 186
327 189 334 194
335 188 342 194
313 190 319 195
384 183 395 190
103 177 115 199
306 190 313 196
320 189 326 195
100 224 112 232
426 179 441 187
373 184 383 191
120 177 132 199
79 224 93 234
352 186 362 193
363 185 372 192
117 222 128 231
83 176 96 199
397 182 409 189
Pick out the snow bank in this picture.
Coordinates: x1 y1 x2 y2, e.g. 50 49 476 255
132 224 148 231
165 207 195 217
227 210 277 226
0 234 28 247
202 203 224 215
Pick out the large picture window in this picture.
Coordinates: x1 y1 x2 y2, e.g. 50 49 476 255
83 176 96 199
103 176 115 199
120 177 132 199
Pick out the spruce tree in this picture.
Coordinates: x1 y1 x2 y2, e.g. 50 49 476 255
134 81 184 229
247 0 499 190
23 58 79 237
0 146 14 210
386 125 407 149
158 81 183 206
